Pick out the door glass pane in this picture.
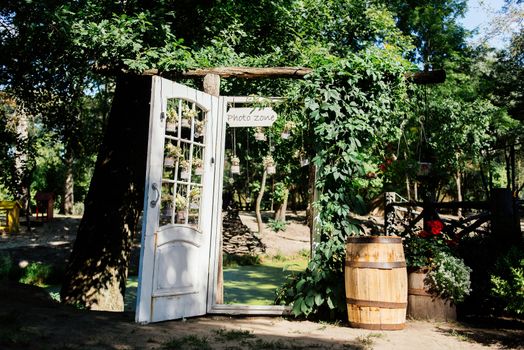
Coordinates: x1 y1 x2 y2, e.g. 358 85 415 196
160 98 207 229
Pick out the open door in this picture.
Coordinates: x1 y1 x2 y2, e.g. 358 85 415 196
135 77 219 323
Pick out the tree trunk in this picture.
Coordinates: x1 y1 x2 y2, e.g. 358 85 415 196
455 170 462 217
255 170 267 234
274 188 289 222
62 149 74 215
60 75 152 311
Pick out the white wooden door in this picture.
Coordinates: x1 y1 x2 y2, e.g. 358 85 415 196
135 77 219 323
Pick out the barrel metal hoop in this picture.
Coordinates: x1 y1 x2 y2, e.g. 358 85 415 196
349 321 405 330
345 261 406 269
408 288 431 296
346 236 402 244
346 298 407 309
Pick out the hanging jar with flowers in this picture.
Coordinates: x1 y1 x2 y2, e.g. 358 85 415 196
164 143 183 168
179 159 191 179
281 121 296 139
189 187 201 209
194 120 206 138
263 155 276 174
181 105 197 128
254 127 266 141
231 156 240 174
166 107 178 132
295 148 309 167
193 158 204 175
175 194 188 223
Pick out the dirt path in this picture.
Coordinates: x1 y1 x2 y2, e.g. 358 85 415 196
1 215 523 349
239 211 310 256
1 281 522 350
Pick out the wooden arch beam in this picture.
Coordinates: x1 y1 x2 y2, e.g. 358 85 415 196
142 66 445 84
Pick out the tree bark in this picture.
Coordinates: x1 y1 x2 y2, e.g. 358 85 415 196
60 75 152 311
455 170 463 217
62 149 74 215
274 189 289 222
256 170 268 234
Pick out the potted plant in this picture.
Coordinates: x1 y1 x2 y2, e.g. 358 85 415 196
403 220 472 321
231 156 240 174
263 155 276 174
281 121 296 139
161 193 174 218
295 148 309 167
166 107 178 132
164 143 183 168
193 158 204 175
254 127 266 141
195 120 206 138
181 105 197 128
175 194 188 223
179 159 191 179
189 187 201 209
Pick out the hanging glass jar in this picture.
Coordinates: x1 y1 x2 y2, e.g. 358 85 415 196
254 127 266 141
231 156 240 174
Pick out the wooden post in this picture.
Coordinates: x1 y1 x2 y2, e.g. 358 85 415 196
202 74 224 304
490 188 520 246
384 192 396 235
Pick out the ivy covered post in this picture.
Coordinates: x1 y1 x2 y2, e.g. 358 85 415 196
276 49 411 320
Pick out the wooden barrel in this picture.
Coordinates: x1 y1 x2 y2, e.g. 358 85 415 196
407 270 456 321
345 236 407 330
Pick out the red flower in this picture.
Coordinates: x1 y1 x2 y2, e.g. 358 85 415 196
379 164 386 172
426 220 444 235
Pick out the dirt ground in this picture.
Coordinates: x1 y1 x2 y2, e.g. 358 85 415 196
239 211 310 256
1 215 524 349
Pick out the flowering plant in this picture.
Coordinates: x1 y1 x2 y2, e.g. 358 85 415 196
403 218 471 303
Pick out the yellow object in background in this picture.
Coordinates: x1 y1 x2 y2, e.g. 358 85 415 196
0 201 21 234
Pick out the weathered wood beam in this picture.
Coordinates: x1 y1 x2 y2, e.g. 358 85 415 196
114 66 445 84
142 67 313 79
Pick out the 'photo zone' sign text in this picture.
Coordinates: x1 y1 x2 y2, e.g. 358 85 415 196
226 107 277 127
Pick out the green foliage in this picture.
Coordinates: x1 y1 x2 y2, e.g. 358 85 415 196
490 246 524 315
276 47 411 320
268 219 288 233
276 238 347 320
19 262 52 287
425 251 472 303
403 235 453 268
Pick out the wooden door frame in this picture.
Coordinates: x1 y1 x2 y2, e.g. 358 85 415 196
206 96 290 316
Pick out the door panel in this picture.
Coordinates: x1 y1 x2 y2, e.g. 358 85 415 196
136 77 218 323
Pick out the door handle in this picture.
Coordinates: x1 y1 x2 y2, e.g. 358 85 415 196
150 183 160 208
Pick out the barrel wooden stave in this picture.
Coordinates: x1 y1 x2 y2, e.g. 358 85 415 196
345 236 407 330
407 270 456 321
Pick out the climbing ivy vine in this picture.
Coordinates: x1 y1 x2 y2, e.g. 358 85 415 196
276 48 411 319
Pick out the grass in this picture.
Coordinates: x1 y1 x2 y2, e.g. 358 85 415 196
162 335 211 350
42 252 308 309
223 254 308 305
356 333 385 350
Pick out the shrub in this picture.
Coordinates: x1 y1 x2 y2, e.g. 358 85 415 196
490 246 524 315
425 251 472 304
19 262 52 286
268 219 288 233
275 238 347 320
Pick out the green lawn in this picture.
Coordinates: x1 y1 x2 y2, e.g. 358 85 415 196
223 257 308 305
46 255 308 310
